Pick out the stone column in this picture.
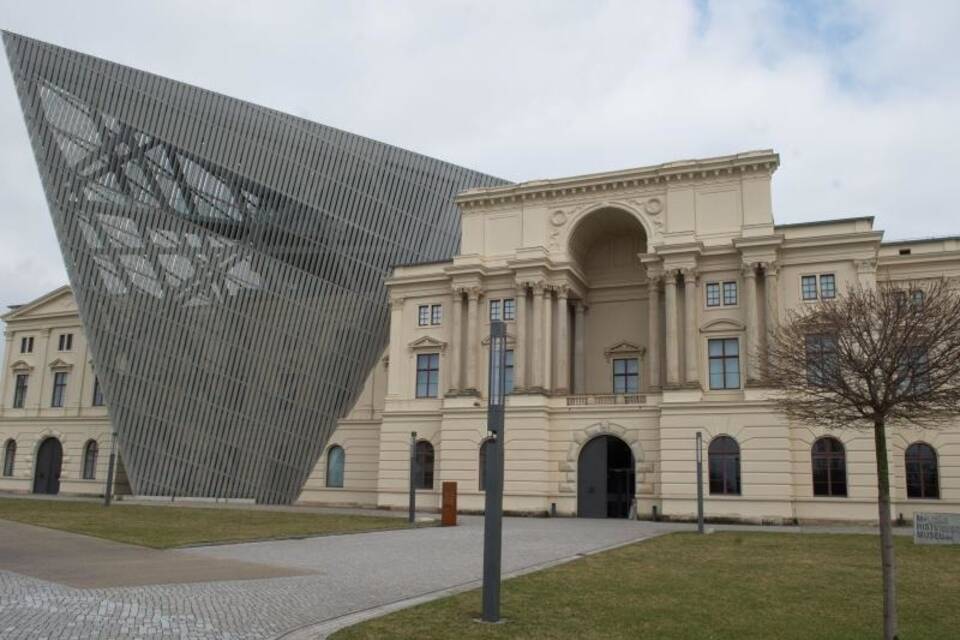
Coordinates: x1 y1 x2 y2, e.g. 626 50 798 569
555 285 570 394
513 284 527 390
763 263 779 379
647 275 661 390
448 288 463 392
574 301 586 394
742 263 760 384
386 297 405 397
465 287 481 393
664 271 680 386
683 267 699 385
543 286 553 392
531 282 545 390
2 331 13 412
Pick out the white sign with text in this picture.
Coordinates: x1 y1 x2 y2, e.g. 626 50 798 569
914 512 960 545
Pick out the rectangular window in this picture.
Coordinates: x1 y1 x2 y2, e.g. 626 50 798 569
723 282 738 306
819 274 836 299
613 358 640 394
489 299 501 321
503 298 515 321
415 353 440 398
51 372 68 408
20 337 34 353
801 275 818 301
504 350 515 394
57 333 73 351
92 377 105 407
417 305 430 326
805 334 837 385
708 339 741 390
705 283 721 307
911 289 925 305
430 304 442 325
13 374 28 409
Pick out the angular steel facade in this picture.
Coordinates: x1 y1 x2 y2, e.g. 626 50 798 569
3 31 507 503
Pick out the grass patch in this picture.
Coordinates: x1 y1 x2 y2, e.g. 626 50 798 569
0 498 413 548
333 532 960 640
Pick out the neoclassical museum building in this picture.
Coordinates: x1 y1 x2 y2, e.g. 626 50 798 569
3 150 958 523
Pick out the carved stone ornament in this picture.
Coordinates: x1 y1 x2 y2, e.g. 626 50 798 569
550 210 567 227
10 360 34 373
603 340 646 361
48 358 73 371
407 335 447 352
644 198 663 215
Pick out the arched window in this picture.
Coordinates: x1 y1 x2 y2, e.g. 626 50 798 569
906 443 939 499
414 441 435 490
326 445 345 488
82 440 98 480
811 437 847 497
708 436 740 495
478 439 491 491
2 439 15 477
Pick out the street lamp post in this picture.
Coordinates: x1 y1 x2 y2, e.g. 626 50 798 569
482 320 508 622
104 431 117 507
409 431 417 524
696 431 704 534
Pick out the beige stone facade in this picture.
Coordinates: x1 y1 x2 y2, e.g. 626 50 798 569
3 150 958 523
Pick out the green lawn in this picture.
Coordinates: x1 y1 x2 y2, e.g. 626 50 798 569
0 498 413 548
333 532 960 640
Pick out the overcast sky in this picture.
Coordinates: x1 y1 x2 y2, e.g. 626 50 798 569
1 0 959 313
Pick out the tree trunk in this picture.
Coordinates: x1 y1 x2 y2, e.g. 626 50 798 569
873 417 898 640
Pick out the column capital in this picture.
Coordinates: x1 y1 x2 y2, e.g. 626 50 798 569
855 258 878 275
680 266 698 281
388 295 406 308
553 283 570 298
466 286 483 301
740 261 758 279
530 280 548 295
514 281 529 295
760 261 779 277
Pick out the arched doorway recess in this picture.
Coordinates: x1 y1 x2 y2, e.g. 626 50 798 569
577 435 636 518
33 437 63 495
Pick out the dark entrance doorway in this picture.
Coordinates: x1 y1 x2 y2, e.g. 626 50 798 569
577 435 635 518
33 437 62 495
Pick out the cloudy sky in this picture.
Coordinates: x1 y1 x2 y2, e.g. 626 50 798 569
0 0 958 312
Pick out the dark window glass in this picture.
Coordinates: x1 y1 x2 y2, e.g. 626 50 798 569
819 274 836 299
82 440 98 480
414 441 434 489
706 283 721 307
57 333 73 351
805 334 837 385
51 372 68 408
723 281 738 306
911 289 925 305
613 358 639 393
416 353 440 398
708 339 740 390
431 304 442 325
801 275 818 300
13 374 28 409
478 439 491 491
811 437 847 496
504 350 515 394
902 347 930 394
906 443 939 499
20 337 34 353
708 436 741 495
417 305 430 326
503 298 516 321
2 440 15 477
326 445 344 488
92 377 105 407
489 299 501 321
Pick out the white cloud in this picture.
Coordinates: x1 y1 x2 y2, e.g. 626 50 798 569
0 0 958 311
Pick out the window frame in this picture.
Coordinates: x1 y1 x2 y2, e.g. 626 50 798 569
801 273 837 301
2 439 15 477
92 377 105 407
13 374 28 409
489 299 501 321
612 357 640 394
57 333 74 352
811 437 847 497
51 371 68 408
82 439 98 480
502 298 516 321
417 305 430 327
326 445 345 488
705 282 721 307
708 338 741 390
504 349 515 394
805 333 838 386
430 304 442 326
20 336 34 354
415 352 440 398
708 435 741 496
414 440 435 490
905 442 939 500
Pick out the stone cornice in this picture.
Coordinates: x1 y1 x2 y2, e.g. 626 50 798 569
455 150 779 209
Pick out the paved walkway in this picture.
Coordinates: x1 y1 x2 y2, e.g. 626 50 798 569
0 515 681 639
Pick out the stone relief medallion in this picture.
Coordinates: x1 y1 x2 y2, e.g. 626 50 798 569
550 210 567 227
644 197 663 215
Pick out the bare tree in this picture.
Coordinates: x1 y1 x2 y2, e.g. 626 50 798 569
767 279 960 640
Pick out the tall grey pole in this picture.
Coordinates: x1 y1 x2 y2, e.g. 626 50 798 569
696 431 704 534
409 431 417 524
482 321 507 623
104 431 117 507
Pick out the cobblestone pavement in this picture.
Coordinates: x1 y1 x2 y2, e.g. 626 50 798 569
0 516 681 639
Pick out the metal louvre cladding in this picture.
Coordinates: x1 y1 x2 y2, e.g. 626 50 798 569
3 32 508 503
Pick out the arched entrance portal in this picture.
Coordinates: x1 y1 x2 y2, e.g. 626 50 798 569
577 435 635 518
33 437 62 495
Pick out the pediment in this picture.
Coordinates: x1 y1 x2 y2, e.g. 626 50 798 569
700 318 746 333
48 358 74 370
1 285 75 322
604 340 646 360
480 333 516 346
10 360 34 373
407 335 447 352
